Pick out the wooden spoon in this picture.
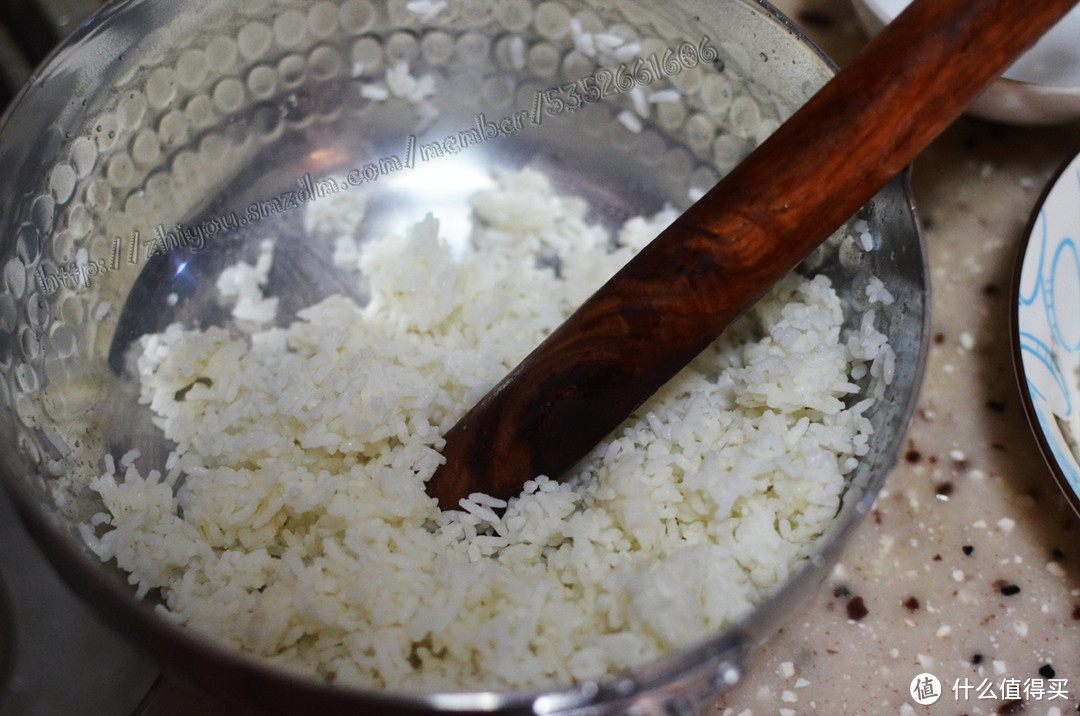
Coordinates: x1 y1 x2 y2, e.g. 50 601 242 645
426 0 1079 508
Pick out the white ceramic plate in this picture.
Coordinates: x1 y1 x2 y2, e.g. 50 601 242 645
1014 151 1080 514
851 0 1080 125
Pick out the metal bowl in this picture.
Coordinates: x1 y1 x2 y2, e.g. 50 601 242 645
0 0 928 713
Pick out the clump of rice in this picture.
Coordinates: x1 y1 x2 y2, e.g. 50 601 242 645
81 168 893 692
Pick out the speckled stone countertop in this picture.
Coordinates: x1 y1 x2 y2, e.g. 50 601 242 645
711 1 1080 715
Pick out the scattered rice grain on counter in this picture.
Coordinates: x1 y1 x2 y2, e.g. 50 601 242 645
80 168 894 692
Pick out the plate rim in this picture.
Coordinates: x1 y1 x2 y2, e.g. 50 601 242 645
1012 148 1080 518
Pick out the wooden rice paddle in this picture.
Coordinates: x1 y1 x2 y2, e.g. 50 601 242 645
426 0 1079 508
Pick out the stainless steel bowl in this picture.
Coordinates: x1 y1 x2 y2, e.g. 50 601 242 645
0 0 928 713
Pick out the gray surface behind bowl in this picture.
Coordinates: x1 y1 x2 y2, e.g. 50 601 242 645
0 487 158 715
0 0 106 99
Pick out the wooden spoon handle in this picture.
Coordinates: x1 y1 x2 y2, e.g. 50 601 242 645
427 0 1079 508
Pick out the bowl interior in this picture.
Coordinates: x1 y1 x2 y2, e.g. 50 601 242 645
0 0 927 710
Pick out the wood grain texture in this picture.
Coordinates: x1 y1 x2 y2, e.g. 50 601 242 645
426 0 1080 508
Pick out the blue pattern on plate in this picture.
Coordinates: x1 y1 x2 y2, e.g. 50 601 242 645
1017 159 1080 492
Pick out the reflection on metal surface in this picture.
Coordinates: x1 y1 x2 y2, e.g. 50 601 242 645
370 156 498 252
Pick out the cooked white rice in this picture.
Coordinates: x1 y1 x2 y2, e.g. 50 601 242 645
81 168 892 692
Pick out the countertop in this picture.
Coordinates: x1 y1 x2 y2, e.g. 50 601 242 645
713 1 1080 714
